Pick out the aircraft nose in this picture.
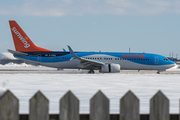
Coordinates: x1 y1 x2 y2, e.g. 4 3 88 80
170 61 176 65
169 61 176 67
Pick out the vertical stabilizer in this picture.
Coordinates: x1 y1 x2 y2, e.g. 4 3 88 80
9 20 51 52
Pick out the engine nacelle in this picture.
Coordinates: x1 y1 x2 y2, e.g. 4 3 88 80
100 64 120 73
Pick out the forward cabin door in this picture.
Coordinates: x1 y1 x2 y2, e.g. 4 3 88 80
37 54 41 62
155 56 159 64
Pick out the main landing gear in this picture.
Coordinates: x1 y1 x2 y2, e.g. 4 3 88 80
88 69 95 74
157 70 160 74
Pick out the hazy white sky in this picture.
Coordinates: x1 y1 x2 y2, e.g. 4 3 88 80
1 0 180 16
0 0 180 57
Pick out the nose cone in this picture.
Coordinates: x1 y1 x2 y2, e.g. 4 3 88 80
169 60 176 65
169 60 176 68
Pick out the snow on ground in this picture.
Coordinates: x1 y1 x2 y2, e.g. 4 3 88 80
0 63 56 70
0 52 16 59
167 64 180 71
0 63 180 113
0 80 8 97
0 73 180 114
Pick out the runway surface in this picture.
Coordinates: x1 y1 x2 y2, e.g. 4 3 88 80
0 69 180 74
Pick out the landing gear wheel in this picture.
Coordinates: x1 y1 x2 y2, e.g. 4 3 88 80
88 70 95 74
157 71 160 74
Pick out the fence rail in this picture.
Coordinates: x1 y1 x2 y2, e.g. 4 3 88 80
0 90 179 120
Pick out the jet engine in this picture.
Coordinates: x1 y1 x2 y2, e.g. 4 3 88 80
100 64 120 73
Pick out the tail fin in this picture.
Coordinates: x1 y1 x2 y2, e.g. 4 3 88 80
9 20 51 52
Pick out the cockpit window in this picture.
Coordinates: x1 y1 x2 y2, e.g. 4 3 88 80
163 58 169 61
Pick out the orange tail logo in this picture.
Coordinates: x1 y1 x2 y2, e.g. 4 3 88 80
9 20 51 52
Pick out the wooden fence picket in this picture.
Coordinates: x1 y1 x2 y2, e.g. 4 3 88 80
60 90 79 120
29 90 49 120
120 90 139 120
0 90 19 120
90 90 109 120
150 90 169 120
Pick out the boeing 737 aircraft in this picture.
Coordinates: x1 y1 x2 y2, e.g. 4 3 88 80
8 20 176 74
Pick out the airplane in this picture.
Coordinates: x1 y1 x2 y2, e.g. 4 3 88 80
8 20 176 74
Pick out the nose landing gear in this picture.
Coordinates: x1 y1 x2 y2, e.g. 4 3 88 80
157 69 166 74
88 69 95 74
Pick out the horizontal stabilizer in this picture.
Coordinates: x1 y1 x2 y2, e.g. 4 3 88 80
8 49 28 56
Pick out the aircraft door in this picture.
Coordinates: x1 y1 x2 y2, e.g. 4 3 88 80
103 57 107 62
155 56 159 64
37 54 41 62
99 57 103 62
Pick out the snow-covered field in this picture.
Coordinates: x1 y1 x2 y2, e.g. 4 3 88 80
0 63 180 114
0 63 56 70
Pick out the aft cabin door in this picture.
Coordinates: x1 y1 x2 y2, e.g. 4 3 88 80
155 56 159 64
37 54 41 62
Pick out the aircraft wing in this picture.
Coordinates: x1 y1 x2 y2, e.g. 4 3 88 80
67 46 105 68
8 49 28 56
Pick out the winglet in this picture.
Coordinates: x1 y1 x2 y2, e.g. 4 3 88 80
67 45 79 59
63 48 66 52
67 45 105 66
